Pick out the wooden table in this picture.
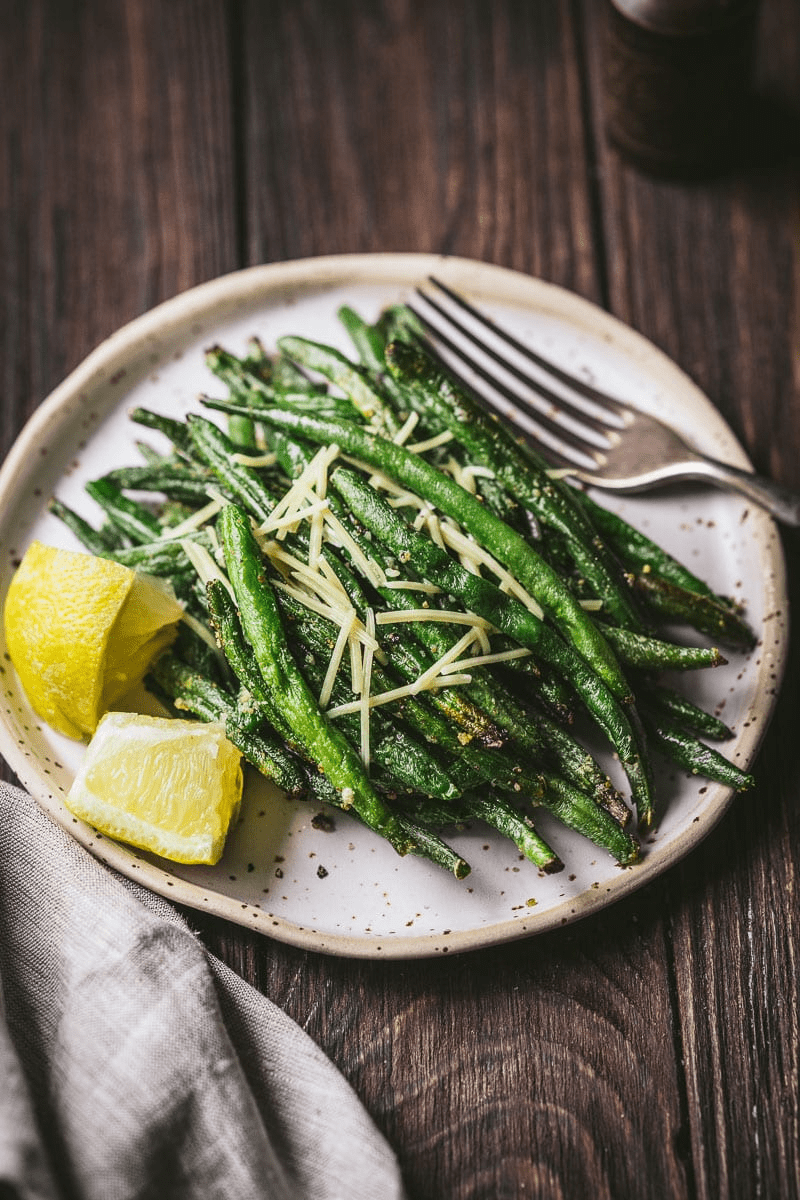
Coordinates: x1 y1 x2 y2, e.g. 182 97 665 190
4 3 800 1196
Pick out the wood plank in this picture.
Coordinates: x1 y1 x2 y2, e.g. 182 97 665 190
3 2 798 1196
194 883 689 1199
583 0 800 1195
231 4 690 1197
0 0 238 465
240 0 601 295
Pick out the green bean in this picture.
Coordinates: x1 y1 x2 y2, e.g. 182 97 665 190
374 304 428 346
187 415 276 524
227 401 632 702
271 354 326 395
371 626 506 747
515 662 576 725
369 728 462 801
631 571 755 650
85 478 163 543
579 493 714 594
217 503 417 856
329 464 654 822
338 304 411 410
205 578 311 755
129 407 194 454
461 793 565 871
503 694 630 825
642 713 755 790
642 682 734 740
134 440 172 467
580 493 754 647
333 507 626 819
101 463 217 504
205 346 275 405
107 544 197 584
394 815 471 878
227 414 258 451
277 335 400 434
600 625 726 671
385 339 643 631
149 652 308 797
411 794 563 873
537 777 640 865
48 498 122 556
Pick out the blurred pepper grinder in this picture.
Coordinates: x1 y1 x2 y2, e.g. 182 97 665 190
603 0 762 177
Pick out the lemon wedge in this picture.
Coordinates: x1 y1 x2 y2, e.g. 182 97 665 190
66 712 243 864
4 541 183 739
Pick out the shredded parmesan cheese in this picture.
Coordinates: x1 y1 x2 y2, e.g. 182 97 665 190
318 608 356 709
273 579 351 629
426 512 447 551
273 581 380 652
258 497 330 536
387 491 427 510
406 429 454 454
381 580 443 593
412 505 434 531
436 523 545 621
446 456 476 494
180 538 235 598
349 631 363 696
258 443 339 531
438 646 533 674
231 451 278 468
360 609 376 767
322 509 386 589
159 495 225 541
391 411 420 445
308 507 325 570
411 629 480 691
180 610 222 653
316 556 356 607
326 673 474 718
375 609 495 631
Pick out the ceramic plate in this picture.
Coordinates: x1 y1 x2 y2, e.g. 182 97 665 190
0 254 788 958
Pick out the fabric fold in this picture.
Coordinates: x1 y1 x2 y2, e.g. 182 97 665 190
0 783 407 1200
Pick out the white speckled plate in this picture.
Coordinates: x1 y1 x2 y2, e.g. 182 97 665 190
0 255 788 957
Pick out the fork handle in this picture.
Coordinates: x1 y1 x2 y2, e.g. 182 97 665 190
690 455 800 526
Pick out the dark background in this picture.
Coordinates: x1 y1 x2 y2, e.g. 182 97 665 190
3 3 800 1197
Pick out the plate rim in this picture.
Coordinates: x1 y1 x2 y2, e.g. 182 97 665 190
0 252 788 958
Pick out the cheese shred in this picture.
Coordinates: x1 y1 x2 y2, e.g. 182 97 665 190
318 608 356 709
201 432 550 746
375 609 494 630
360 609 377 767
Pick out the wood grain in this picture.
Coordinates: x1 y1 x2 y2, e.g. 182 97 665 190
0 0 238 461
3 1 800 1197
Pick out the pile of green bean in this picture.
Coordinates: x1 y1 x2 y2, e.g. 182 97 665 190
50 302 756 879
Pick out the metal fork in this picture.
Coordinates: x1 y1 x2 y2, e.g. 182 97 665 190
410 277 800 526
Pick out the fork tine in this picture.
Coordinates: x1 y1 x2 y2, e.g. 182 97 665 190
412 291 617 447
405 304 607 469
426 276 629 422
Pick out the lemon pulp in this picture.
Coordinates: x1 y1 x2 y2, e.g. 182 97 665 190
66 712 243 865
4 541 183 739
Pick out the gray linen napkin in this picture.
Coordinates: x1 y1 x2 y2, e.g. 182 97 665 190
0 783 407 1200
